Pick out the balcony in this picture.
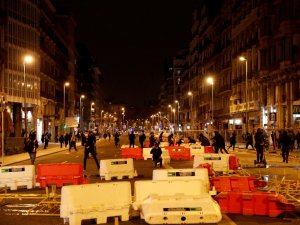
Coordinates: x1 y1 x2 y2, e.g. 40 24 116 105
230 101 260 114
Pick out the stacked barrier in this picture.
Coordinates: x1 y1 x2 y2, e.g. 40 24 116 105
159 142 169 147
193 154 232 173
121 147 143 160
143 147 153 160
99 158 137 180
152 168 210 193
133 180 222 224
60 182 132 225
0 165 35 190
161 148 171 165
204 146 214 153
165 146 191 160
184 144 205 157
37 163 88 188
215 191 295 217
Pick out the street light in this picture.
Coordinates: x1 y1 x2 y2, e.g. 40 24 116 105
207 77 214 124
23 55 33 136
239 56 248 134
90 102 95 121
63 82 69 127
174 100 180 129
188 91 193 125
168 104 173 124
79 95 85 130
100 110 104 131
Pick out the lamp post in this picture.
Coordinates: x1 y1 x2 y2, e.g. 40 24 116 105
100 110 104 132
188 91 193 126
239 56 248 134
79 95 85 130
63 82 69 127
174 100 180 130
168 105 173 124
207 77 214 125
23 55 33 136
90 102 95 121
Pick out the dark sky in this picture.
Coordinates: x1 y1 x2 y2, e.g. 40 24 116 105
59 0 198 107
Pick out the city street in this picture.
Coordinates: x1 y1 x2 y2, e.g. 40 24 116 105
0 134 299 225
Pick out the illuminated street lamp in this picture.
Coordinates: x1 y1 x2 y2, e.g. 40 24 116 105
23 55 33 136
174 100 180 129
168 104 173 124
207 77 214 124
79 95 85 129
239 56 248 134
90 102 95 121
63 82 69 126
188 91 193 125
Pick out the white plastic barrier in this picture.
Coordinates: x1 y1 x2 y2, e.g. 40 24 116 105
99 158 137 180
0 165 35 190
161 149 170 165
121 144 139 148
193 154 231 173
60 182 132 225
188 144 205 156
152 168 209 193
159 142 169 147
141 193 222 224
133 180 205 211
143 148 153 160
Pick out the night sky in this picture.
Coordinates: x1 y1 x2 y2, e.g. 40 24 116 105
59 0 198 107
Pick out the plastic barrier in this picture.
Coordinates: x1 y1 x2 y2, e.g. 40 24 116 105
229 155 240 171
143 147 153 160
0 165 35 190
120 145 139 149
159 142 169 147
121 147 143 160
165 146 191 160
99 158 137 180
204 146 214 153
141 193 222 224
193 154 231 173
37 163 88 188
161 148 171 165
215 191 295 217
152 168 210 193
133 180 205 211
61 182 132 225
185 144 205 157
211 176 267 192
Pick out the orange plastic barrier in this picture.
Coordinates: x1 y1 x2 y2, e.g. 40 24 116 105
215 191 295 217
164 146 191 160
37 163 88 188
144 142 150 148
197 163 213 176
121 148 143 160
229 155 240 171
212 176 267 192
204 146 214 153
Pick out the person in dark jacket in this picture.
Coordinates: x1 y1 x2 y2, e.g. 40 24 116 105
149 132 156 148
114 131 120 148
150 142 162 168
83 131 100 176
280 130 291 163
228 131 237 151
198 133 210 146
188 136 196 144
168 133 175 146
59 134 64 148
24 131 39 165
245 132 254 149
211 131 228 154
139 130 146 148
129 131 136 148
254 128 265 163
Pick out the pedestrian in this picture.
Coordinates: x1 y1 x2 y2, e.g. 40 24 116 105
188 136 196 144
150 142 163 168
288 129 295 152
211 131 228 154
228 131 237 151
103 132 107 140
41 133 45 144
245 132 255 149
158 131 164 143
69 132 78 152
24 131 39 165
83 131 100 177
64 132 69 147
176 135 184 146
59 134 64 148
114 130 120 148
149 132 156 148
198 133 210 146
107 131 111 142
168 133 175 146
280 130 291 163
254 128 265 163
139 130 146 148
129 130 136 148
44 132 49 149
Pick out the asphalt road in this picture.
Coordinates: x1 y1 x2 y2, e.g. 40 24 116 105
0 134 299 225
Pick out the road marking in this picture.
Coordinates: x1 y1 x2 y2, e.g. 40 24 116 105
222 214 237 225
61 161 68 164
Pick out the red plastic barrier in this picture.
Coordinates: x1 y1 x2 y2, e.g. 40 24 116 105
212 176 266 192
229 155 240 171
215 191 295 217
144 142 150 148
197 163 213 176
37 163 88 188
165 146 191 160
121 148 143 160
204 146 214 153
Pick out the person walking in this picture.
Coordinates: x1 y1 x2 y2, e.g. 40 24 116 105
83 131 100 177
149 132 156 148
198 133 210 146
228 131 237 151
280 130 291 163
254 128 265 163
59 134 64 148
150 142 163 168
107 131 111 142
245 132 255 150
129 130 136 148
44 132 49 149
211 131 228 154
168 133 175 146
69 132 78 152
114 131 120 148
24 131 39 165
139 130 146 148
64 132 69 147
